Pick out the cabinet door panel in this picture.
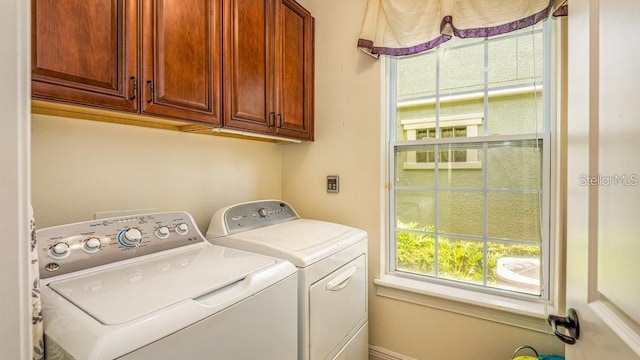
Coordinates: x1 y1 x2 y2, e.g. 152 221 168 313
281 5 304 126
223 0 274 132
32 0 137 112
276 0 314 140
142 0 221 125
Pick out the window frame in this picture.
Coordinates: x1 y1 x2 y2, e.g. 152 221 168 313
379 19 562 327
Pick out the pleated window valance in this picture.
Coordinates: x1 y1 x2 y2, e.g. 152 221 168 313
357 0 567 57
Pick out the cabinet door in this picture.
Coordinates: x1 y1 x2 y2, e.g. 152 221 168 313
274 0 314 140
141 0 221 125
32 0 138 112
223 0 276 133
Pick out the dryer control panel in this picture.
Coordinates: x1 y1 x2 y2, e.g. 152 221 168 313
208 200 299 237
36 212 204 279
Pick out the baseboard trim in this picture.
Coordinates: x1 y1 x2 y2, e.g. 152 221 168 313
369 345 418 360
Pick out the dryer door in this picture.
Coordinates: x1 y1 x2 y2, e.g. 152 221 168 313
309 254 366 359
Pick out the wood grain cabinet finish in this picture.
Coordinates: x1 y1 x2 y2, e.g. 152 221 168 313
32 0 138 112
141 0 221 124
32 0 222 125
223 0 314 140
32 0 313 140
275 0 314 140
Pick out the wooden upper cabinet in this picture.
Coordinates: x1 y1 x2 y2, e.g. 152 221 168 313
32 0 311 139
141 0 221 125
32 0 138 112
32 0 221 125
223 0 314 140
274 0 314 140
223 0 274 133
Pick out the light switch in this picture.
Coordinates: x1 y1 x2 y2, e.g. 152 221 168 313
327 175 339 193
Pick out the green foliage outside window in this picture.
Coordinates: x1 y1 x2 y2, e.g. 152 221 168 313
396 222 539 284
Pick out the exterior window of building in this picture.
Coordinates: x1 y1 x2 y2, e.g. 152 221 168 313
401 114 482 169
387 21 555 302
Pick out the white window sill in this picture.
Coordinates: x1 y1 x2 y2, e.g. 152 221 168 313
374 274 557 333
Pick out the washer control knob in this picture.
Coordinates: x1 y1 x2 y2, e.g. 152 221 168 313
175 223 189 235
51 242 71 259
119 228 143 247
155 226 171 239
258 208 269 217
52 242 69 255
83 237 102 253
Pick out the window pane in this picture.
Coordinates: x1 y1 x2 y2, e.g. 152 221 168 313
395 146 437 182
438 191 484 237
488 193 541 242
397 52 437 99
488 242 541 296
397 236 543 295
416 151 431 163
486 29 545 135
440 41 485 94
487 90 544 135
396 189 435 228
396 228 436 277
487 140 542 190
437 237 485 286
453 150 467 162
397 143 484 182
439 99 484 125
442 142 482 166
488 31 544 88
416 129 429 139
439 149 450 162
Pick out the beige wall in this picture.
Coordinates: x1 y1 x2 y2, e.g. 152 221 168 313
31 114 283 232
283 0 564 359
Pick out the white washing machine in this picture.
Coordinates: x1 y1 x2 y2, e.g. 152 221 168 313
206 200 368 360
36 211 298 360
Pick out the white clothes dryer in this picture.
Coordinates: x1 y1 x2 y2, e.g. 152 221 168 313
206 200 368 360
36 211 298 360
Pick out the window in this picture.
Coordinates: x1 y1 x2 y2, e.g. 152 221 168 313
387 21 555 304
401 114 482 169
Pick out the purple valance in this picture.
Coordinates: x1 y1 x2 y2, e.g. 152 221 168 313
358 0 568 58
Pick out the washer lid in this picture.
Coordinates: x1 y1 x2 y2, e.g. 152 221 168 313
48 245 275 325
212 219 367 267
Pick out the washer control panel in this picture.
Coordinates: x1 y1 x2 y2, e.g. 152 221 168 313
36 212 204 279
223 200 299 234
